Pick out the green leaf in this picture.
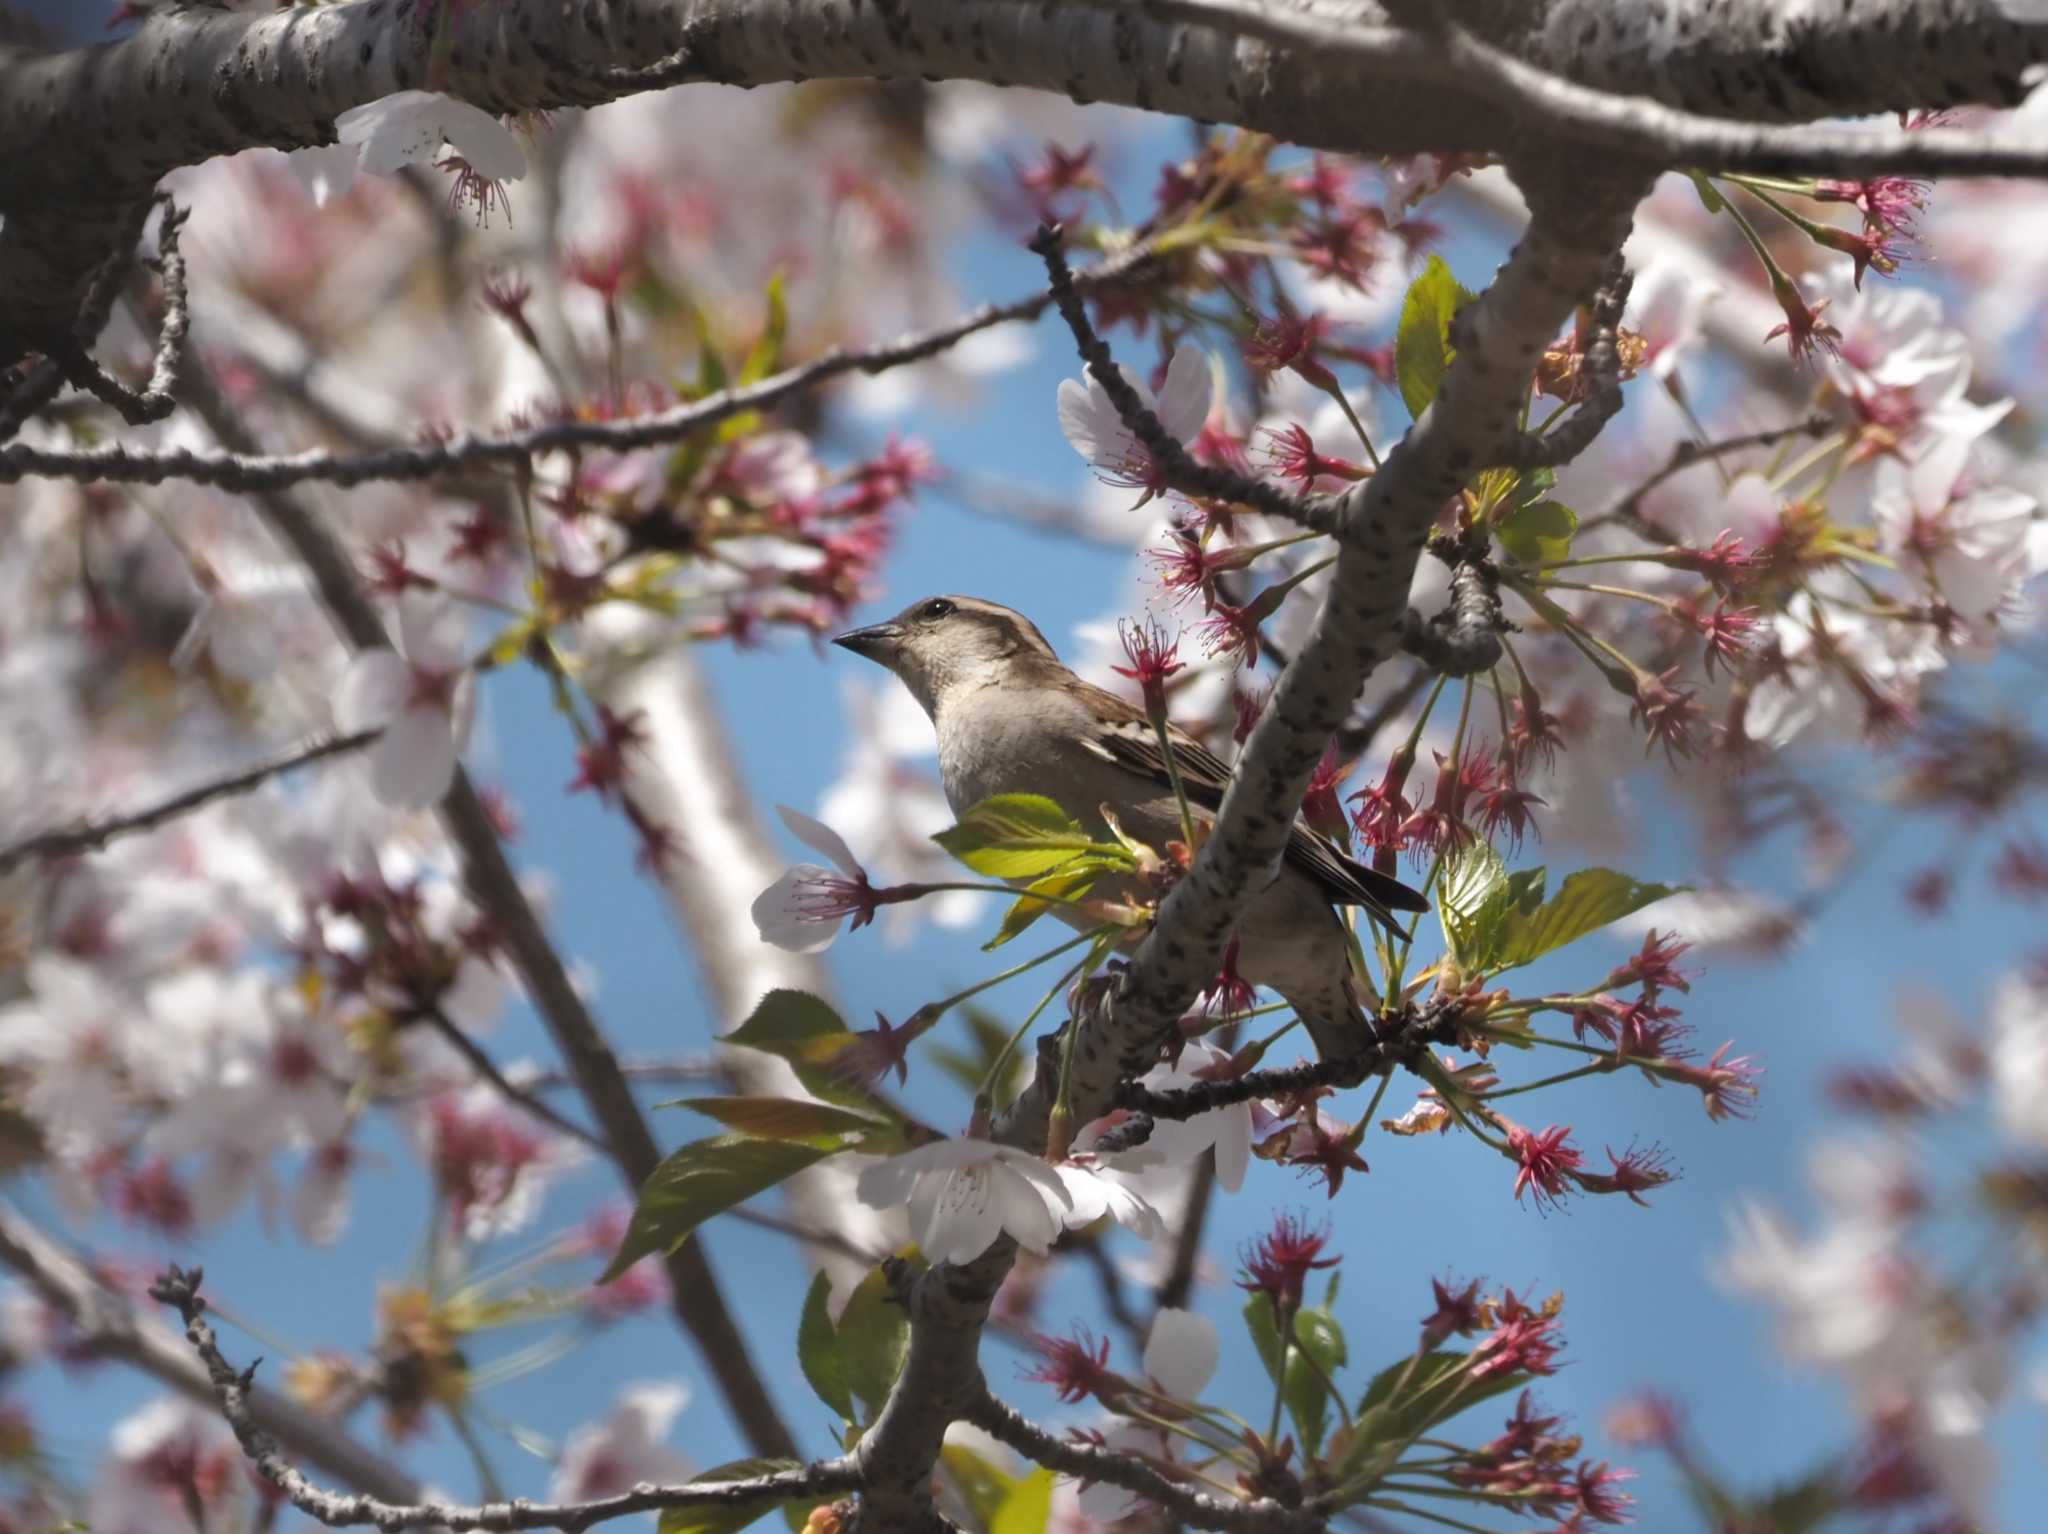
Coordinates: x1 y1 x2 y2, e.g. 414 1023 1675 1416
738 271 788 386
990 1468 1055 1534
657 1458 806 1534
1337 1352 1530 1483
601 1137 843 1282
1496 867 1682 970
1495 498 1579 567
797 1271 853 1423
724 990 873 1112
984 865 1102 951
1436 841 1508 967
1395 254 1475 420
926 1007 1027 1102
837 1262 910 1418
932 794 1113 878
667 1096 893 1148
1242 1295 1348 1456
939 1444 1019 1527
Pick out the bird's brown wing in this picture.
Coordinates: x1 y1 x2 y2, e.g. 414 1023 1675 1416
1071 684 1430 920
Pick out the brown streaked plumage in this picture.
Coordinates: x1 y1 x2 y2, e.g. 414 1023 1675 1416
833 595 1428 1061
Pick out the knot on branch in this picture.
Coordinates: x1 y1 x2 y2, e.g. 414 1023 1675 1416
1402 553 1508 676
148 1261 207 1320
1509 253 1634 470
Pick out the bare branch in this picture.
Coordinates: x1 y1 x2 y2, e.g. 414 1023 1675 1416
405 1002 611 1156
51 194 192 426
0 242 1162 490
149 1265 856 1534
0 1202 422 1504
1029 224 1344 535
0 730 377 876
964 1387 1323 1534
1585 413 1838 540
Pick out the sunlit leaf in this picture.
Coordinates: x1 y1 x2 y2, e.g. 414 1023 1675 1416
1496 497 1579 566
990 1468 1055 1534
1243 1294 1349 1456
984 865 1102 951
932 794 1119 878
1395 254 1475 419
738 270 788 386
724 990 874 1112
1496 867 1683 969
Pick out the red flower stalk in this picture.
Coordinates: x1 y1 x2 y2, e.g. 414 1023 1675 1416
1239 1212 1339 1314
1419 1274 1484 1349
1300 741 1353 846
1508 1123 1583 1211
1112 618 1185 717
1608 932 1695 1000
1574 1142 1677 1208
1023 1327 1127 1406
1260 422 1367 490
1629 666 1707 765
1198 934 1258 1019
1471 1288 1564 1379
1763 276 1842 364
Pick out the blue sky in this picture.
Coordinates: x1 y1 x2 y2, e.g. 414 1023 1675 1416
13 19 2047 1527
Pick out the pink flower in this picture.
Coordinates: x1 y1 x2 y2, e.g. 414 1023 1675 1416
1508 1123 1582 1210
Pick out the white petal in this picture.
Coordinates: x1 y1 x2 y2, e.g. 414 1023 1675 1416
1143 1307 1219 1399
397 591 469 670
371 706 458 809
774 805 864 879
1056 377 1111 461
923 1165 1005 1265
285 143 359 207
338 91 447 172
989 1163 1064 1256
334 650 411 732
1154 347 1215 443
437 98 528 181
1213 1105 1251 1193
750 865 841 953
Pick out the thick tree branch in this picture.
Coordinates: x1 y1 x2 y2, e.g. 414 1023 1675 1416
0 1203 423 1505
0 729 376 876
176 364 800 1464
150 1265 857 1534
5 0 2046 348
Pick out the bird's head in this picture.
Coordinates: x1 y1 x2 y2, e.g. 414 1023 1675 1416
833 595 1061 717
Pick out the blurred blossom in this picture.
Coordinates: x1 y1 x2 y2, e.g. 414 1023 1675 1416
334 593 475 810
551 1382 694 1502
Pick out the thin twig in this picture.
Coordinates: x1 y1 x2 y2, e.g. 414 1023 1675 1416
1585 413 1836 539
1118 1004 1463 1123
1508 255 1632 469
53 194 192 426
1152 1153 1216 1316
149 1265 857 1534
1335 665 1433 759
1028 223 1344 536
407 1002 611 1156
964 1387 1322 1534
0 241 1162 490
0 730 377 876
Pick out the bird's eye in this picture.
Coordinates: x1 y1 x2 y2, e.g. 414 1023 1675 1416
919 598 956 622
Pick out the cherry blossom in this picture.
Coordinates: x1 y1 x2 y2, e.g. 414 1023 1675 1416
751 805 893 952
288 91 528 208
855 1137 1075 1265
551 1382 694 1502
1057 346 1213 502
1141 1306 1220 1400
334 594 474 810
87 1398 244 1534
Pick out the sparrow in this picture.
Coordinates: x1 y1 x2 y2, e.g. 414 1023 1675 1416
833 595 1429 1061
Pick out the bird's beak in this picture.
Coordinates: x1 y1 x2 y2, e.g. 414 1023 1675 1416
831 621 903 663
